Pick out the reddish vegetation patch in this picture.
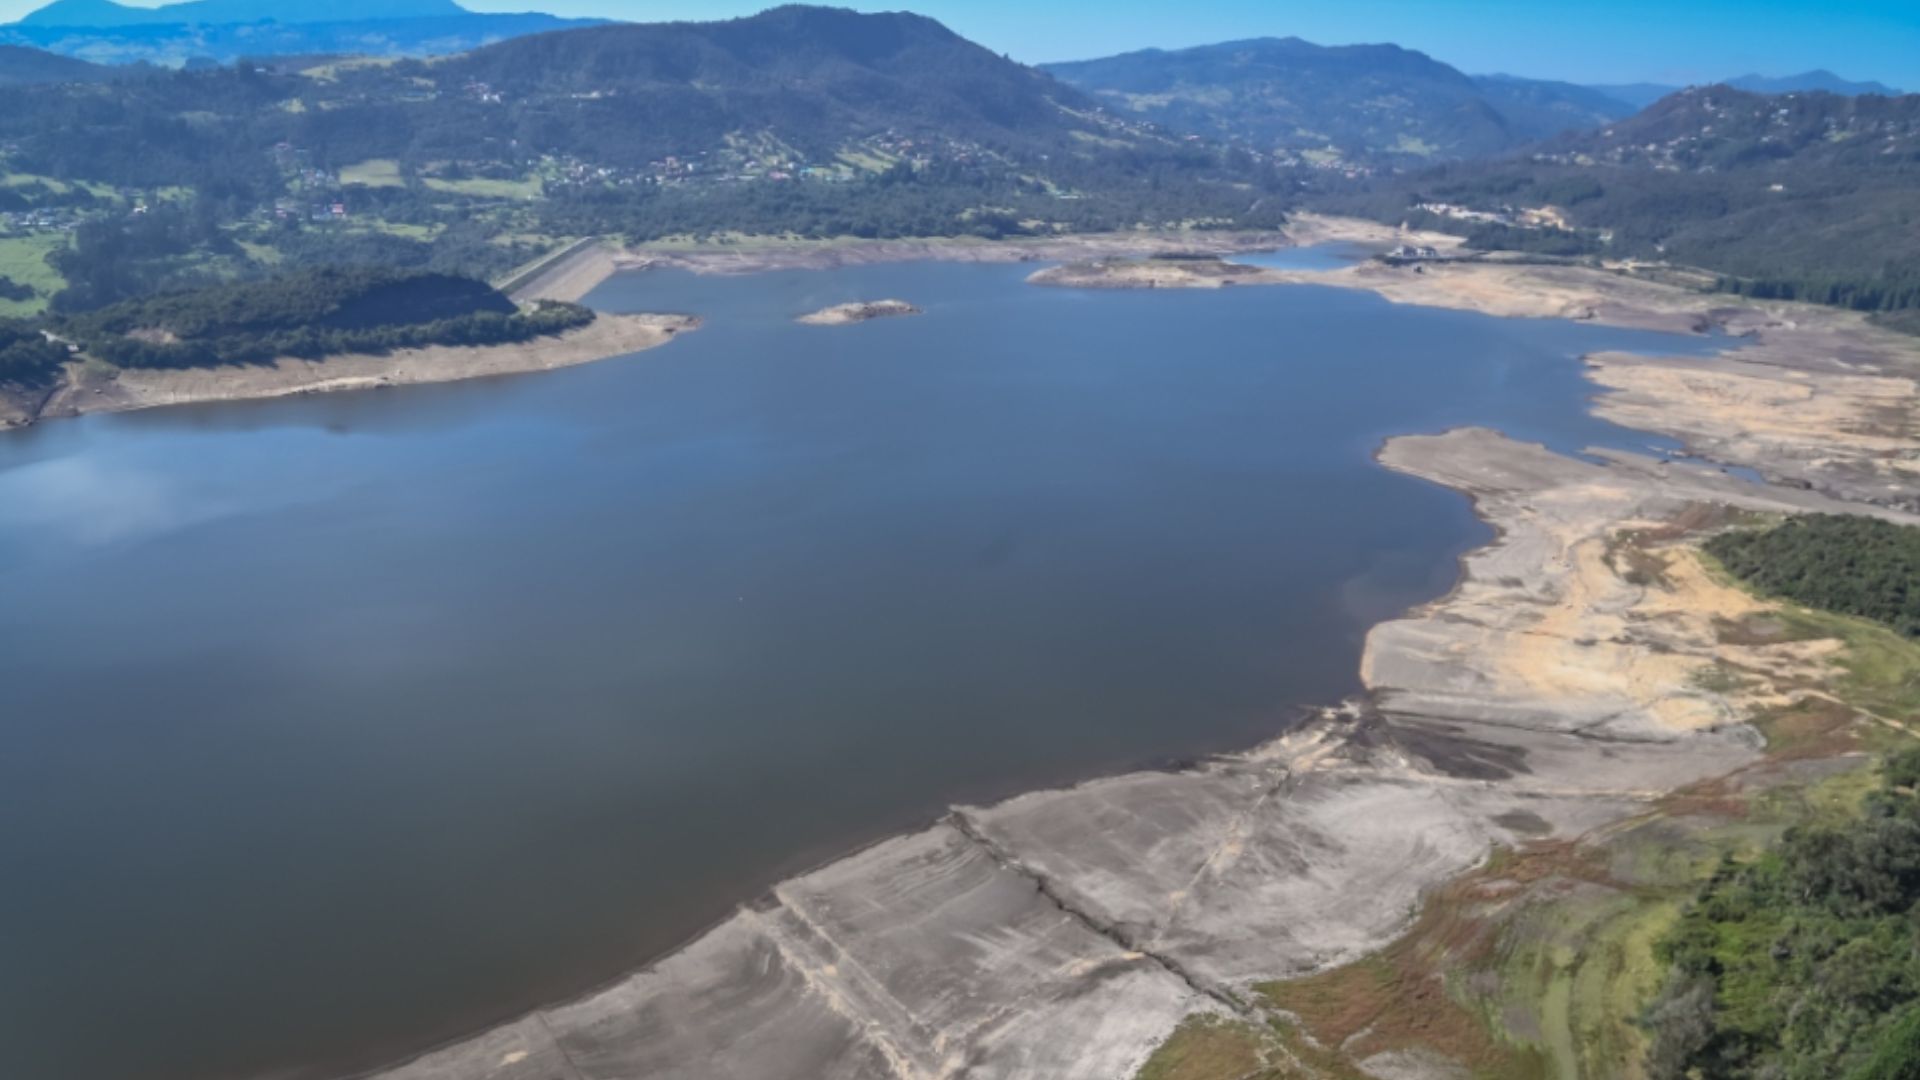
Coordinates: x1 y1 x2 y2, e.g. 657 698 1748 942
1258 853 1561 1078
1655 773 1756 820
1755 697 1864 760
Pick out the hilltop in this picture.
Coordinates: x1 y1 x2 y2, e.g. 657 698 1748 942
1728 69 1903 96
1586 69 1901 109
438 5 1113 163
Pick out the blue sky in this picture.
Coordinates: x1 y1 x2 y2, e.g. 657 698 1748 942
37 0 1920 88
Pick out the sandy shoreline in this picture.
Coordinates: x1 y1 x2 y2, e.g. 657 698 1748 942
1 313 698 428
348 230 1920 1079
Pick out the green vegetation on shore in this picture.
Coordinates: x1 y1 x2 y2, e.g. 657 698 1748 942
52 267 592 368
1706 515 1920 638
0 317 69 385
1129 527 1920 1080
1642 748 1920 1079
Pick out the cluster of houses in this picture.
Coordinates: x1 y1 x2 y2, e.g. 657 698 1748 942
462 80 505 105
270 198 350 223
543 129 981 194
2 207 80 234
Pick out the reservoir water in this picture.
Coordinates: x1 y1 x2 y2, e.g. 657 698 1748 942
0 256 1718 1080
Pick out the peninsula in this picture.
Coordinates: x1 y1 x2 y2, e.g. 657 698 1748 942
0 267 697 428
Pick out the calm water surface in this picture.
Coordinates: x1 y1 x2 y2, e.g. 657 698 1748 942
0 256 1717 1080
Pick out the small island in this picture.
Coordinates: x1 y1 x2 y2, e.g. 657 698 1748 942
1028 254 1273 290
797 299 924 326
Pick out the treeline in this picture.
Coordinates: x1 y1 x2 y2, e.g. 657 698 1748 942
54 267 591 368
1642 748 1920 1078
1705 514 1920 637
0 318 69 386
1715 264 1920 315
1462 222 1603 257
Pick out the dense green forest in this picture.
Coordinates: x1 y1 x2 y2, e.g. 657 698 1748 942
1706 515 1920 637
53 268 591 368
0 318 70 385
1642 747 1920 1079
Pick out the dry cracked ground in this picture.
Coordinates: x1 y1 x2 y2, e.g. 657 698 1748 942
371 245 1920 1080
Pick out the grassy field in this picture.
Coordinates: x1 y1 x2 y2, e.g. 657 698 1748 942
339 159 406 188
0 172 115 198
0 233 67 316
836 148 897 173
423 175 544 200
418 172 541 198
362 221 443 241
1699 550 1920 726
300 57 400 82
235 239 281 266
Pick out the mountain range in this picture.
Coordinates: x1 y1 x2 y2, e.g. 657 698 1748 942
1588 69 1904 108
0 0 604 66
0 5 1220 209
1043 38 1638 166
14 0 470 26
0 2 1907 326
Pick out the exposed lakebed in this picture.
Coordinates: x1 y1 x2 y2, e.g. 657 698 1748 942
0 253 1720 1080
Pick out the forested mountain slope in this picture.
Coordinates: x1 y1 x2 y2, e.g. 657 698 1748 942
0 6 1281 315
1044 38 1632 167
1314 85 1920 323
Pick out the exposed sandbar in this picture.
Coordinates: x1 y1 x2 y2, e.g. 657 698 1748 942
796 299 922 325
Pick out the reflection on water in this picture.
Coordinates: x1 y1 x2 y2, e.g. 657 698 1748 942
0 251 1721 1080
